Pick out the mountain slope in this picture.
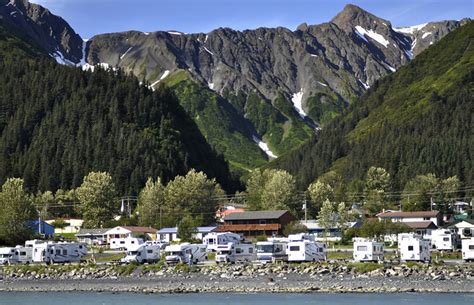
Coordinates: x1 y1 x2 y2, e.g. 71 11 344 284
270 22 474 191
0 30 238 194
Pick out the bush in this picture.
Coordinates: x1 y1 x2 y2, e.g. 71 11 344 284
256 235 268 242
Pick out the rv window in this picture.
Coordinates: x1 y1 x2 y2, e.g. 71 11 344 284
289 246 300 251
408 246 414 251
120 241 125 244
357 246 368 251
63 250 67 255
443 237 449 241
147 250 153 254
236 248 242 254
131 241 135 244
469 245 474 250
20 252 26 256
201 248 206 253
56 250 61 255
50 250 54 254
249 248 254 253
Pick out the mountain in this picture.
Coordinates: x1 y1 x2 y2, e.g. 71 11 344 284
0 23 238 194
0 1 469 173
269 22 473 191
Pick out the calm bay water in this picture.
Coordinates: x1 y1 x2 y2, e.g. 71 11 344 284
0 292 473 305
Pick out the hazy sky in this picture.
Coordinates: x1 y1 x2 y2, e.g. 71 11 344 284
30 0 473 39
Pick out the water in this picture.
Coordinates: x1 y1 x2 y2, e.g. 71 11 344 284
0 292 473 305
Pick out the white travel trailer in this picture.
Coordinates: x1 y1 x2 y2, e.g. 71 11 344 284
25 240 88 264
203 232 242 252
215 243 256 263
122 244 160 264
0 247 15 265
398 233 431 262
288 233 315 242
145 240 169 250
164 243 207 264
461 238 474 262
109 237 144 251
430 229 456 251
287 240 326 262
256 240 288 263
12 246 33 264
353 238 384 262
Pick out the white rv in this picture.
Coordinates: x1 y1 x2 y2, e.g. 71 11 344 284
256 240 288 263
430 229 456 251
398 233 431 262
287 240 326 262
122 244 160 264
288 233 315 242
0 247 15 265
109 237 144 251
353 238 384 262
215 243 256 263
145 240 169 250
164 243 207 264
203 232 242 252
461 238 474 262
12 246 33 264
25 240 88 264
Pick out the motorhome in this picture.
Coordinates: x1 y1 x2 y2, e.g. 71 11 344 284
0 247 15 265
288 233 315 242
256 240 288 263
122 244 161 264
109 237 144 251
287 240 326 262
145 240 169 250
461 238 474 262
26 240 88 263
430 229 456 251
203 232 242 252
398 233 431 262
12 246 33 264
215 243 256 263
353 238 384 262
164 243 207 264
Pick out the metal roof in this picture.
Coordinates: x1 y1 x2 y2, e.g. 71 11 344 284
377 210 440 218
76 228 110 236
224 210 290 221
403 221 438 229
157 226 217 234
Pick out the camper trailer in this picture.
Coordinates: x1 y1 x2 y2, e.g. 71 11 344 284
353 238 384 262
12 246 33 264
215 243 256 263
288 233 315 242
25 240 87 264
287 240 326 262
256 240 288 263
430 229 456 251
203 232 242 252
164 243 207 264
145 240 169 250
122 244 161 264
109 237 144 251
461 238 474 262
398 233 431 262
0 247 15 265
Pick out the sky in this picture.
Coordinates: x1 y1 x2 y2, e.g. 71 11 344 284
30 0 473 39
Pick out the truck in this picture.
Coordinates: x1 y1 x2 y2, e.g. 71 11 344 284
109 237 144 251
287 240 326 262
461 238 474 262
0 247 15 265
203 232 242 252
122 244 161 264
256 240 288 263
164 243 207 264
215 242 256 263
353 238 384 262
398 233 431 262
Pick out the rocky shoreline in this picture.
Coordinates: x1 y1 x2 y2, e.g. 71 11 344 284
1 262 473 293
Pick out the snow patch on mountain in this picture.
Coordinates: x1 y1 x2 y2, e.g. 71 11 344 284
52 50 75 66
203 46 214 55
120 47 133 60
393 23 428 34
208 82 215 90
354 26 390 48
317 81 327 87
358 79 370 89
150 70 170 87
168 31 183 35
422 32 432 39
291 89 306 119
252 136 277 159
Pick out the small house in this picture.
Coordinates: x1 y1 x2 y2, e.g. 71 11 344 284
75 228 110 245
157 226 217 243
105 226 158 243
377 210 442 226
27 220 55 238
45 218 84 234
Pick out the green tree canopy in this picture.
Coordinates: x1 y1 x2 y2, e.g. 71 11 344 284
137 177 165 228
307 180 334 218
364 167 391 215
76 172 118 228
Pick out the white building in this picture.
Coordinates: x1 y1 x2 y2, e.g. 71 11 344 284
105 226 158 243
377 210 442 227
447 219 474 239
157 226 217 243
45 218 84 234
300 220 362 241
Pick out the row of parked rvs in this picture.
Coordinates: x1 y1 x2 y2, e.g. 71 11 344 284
0 240 88 265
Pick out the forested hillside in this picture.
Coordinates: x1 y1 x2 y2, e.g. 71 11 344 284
0 25 238 194
271 22 473 192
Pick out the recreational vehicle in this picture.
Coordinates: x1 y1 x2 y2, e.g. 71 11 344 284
398 233 431 262
12 246 33 264
430 229 456 251
353 238 384 262
25 240 88 263
0 247 15 265
203 232 242 252
215 243 256 263
109 237 144 251
288 233 315 242
287 240 326 262
122 244 160 264
164 243 207 264
256 240 288 263
461 238 474 262
145 240 169 250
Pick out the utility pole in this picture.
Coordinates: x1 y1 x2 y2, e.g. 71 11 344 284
304 199 308 222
